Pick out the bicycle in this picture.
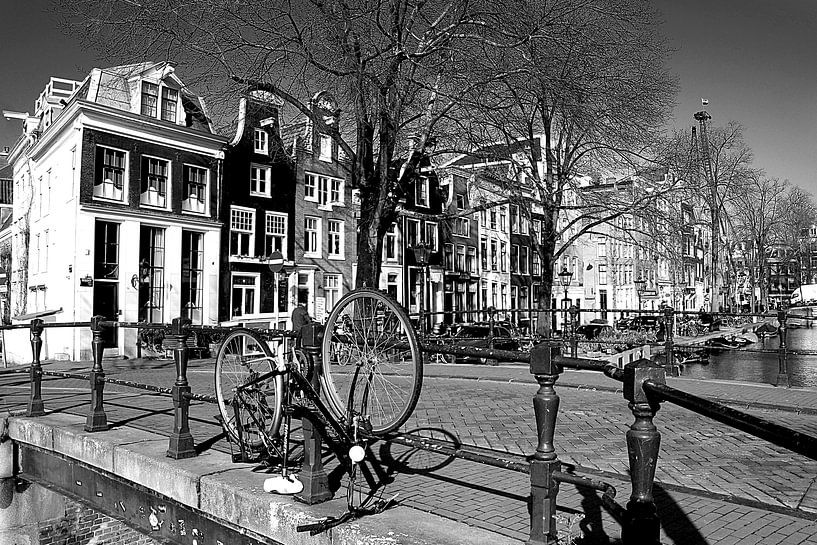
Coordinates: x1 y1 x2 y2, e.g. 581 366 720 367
213 288 423 532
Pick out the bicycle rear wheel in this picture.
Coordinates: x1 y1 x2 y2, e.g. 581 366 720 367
321 288 422 435
215 329 284 451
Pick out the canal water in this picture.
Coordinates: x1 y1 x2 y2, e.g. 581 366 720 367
680 326 817 388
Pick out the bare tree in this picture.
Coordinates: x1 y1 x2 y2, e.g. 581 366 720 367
456 0 678 332
60 0 508 287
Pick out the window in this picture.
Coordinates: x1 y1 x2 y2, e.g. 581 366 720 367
481 281 488 309
94 221 119 279
532 252 541 276
415 177 429 207
304 216 321 256
444 243 454 271
386 273 399 300
181 231 204 324
305 173 344 206
511 245 519 273
94 146 126 201
139 226 165 323
520 246 529 275
251 165 271 197
33 234 39 274
324 274 342 311
453 217 470 237
254 129 268 155
328 219 344 258
466 247 476 274
500 242 507 272
183 165 207 213
230 207 255 256
481 238 488 270
43 170 50 216
265 212 287 258
456 245 466 272
455 193 466 210
520 214 529 235
140 157 169 207
231 274 258 317
501 283 508 309
492 282 498 307
41 230 49 272
499 208 507 231
406 219 420 248
384 224 398 261
161 87 178 122
297 273 311 307
319 134 332 161
490 239 498 271
598 242 607 258
511 286 518 313
141 82 158 117
510 205 519 233
424 222 438 251
490 209 497 230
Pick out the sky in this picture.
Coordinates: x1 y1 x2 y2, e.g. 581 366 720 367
2 0 817 193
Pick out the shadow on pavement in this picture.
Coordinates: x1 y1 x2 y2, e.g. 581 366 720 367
654 483 709 545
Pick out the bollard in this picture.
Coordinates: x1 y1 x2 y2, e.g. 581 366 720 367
527 342 562 545
776 309 790 388
569 305 579 358
489 308 496 351
295 323 332 504
622 359 665 545
86 316 109 431
167 317 196 459
27 319 45 417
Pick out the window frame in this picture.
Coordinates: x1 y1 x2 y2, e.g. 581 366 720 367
140 154 171 209
229 206 255 258
327 219 344 259
94 145 128 203
250 164 272 198
265 211 288 259
304 215 322 258
231 272 261 318
182 164 209 215
253 128 269 155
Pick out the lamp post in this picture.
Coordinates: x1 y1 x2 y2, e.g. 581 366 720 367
412 243 432 336
635 277 647 313
558 267 573 337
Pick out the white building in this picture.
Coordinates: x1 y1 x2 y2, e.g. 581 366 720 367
3 63 227 362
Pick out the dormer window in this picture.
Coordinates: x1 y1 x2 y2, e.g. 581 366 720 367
162 88 178 122
319 134 332 162
254 129 268 155
141 82 159 117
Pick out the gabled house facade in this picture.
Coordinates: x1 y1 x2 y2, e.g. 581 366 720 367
221 93 295 329
3 63 226 361
282 92 356 323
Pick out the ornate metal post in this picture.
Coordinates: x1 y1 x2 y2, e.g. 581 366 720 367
86 316 109 431
168 317 196 459
27 319 45 416
295 323 332 504
776 309 790 388
663 306 676 375
527 342 562 545
622 359 665 545
568 304 579 358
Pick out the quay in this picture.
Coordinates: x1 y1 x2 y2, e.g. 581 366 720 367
1 356 816 544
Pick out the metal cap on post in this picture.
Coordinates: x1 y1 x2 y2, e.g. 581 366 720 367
528 341 562 545
295 322 332 504
622 358 665 545
27 319 45 416
86 316 109 431
168 317 196 459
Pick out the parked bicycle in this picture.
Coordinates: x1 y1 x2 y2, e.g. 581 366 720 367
213 288 423 532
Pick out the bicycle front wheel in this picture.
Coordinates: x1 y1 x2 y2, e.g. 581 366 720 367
321 288 422 435
215 329 284 451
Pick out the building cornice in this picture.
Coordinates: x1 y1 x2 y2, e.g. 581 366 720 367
80 203 222 229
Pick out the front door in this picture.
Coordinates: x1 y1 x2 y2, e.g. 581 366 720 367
93 282 118 348
94 221 120 348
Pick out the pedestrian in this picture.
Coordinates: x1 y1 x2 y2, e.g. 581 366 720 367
291 304 313 348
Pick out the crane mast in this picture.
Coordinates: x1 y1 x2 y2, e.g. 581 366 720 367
694 110 720 313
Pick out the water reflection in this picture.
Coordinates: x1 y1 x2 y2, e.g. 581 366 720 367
680 327 817 387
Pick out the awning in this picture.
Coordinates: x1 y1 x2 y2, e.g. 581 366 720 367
13 307 63 322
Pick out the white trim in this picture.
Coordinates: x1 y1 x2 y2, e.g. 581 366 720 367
181 163 210 216
228 97 247 147
327 219 344 260
230 271 262 319
265 210 288 260
139 153 172 211
93 144 129 204
304 215 322 258
229 205 256 259
250 163 272 198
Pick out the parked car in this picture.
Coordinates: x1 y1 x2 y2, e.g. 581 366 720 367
449 322 521 363
617 315 660 331
576 319 614 339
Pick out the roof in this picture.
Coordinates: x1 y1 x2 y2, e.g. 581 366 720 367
281 119 310 154
446 138 542 168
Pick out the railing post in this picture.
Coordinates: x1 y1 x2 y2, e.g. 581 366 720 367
295 323 332 504
489 308 496 351
27 319 45 416
167 317 196 459
776 309 790 388
663 306 676 375
527 342 562 545
568 304 579 358
86 316 109 431
622 359 665 545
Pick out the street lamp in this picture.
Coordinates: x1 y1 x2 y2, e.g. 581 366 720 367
412 243 432 335
558 267 573 336
635 276 647 311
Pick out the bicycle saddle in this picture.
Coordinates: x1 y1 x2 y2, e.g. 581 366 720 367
263 474 304 495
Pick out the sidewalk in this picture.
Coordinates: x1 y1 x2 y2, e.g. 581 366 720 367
1 357 816 544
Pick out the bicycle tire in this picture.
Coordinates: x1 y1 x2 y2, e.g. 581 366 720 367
321 288 423 435
214 328 284 451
